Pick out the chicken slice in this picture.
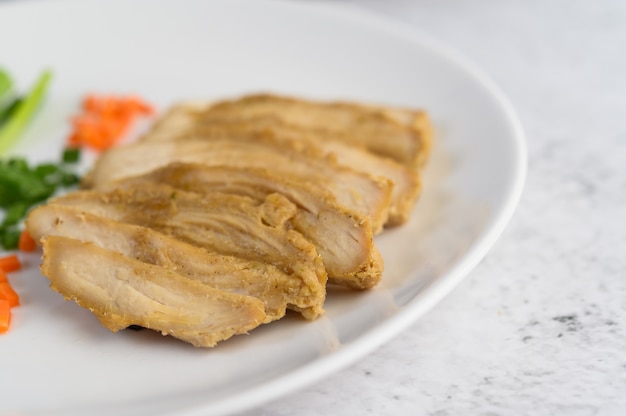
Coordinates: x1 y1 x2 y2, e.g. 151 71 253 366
320 139 421 225
147 94 433 167
142 118 421 225
82 138 392 233
40 236 267 348
49 183 327 318
27 204 319 320
99 163 383 289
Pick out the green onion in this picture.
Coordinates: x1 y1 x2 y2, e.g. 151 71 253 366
0 69 86 250
0 69 13 105
0 148 83 250
0 159 56 208
0 98 21 126
2 203 29 227
62 147 81 163
1 227 20 250
0 70 53 155
34 163 60 179
60 171 80 186
0 69 16 125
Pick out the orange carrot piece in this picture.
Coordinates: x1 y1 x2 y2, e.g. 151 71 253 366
66 132 82 147
0 282 19 307
19 229 37 252
0 254 21 273
0 269 7 283
0 300 11 334
68 94 153 151
127 97 155 115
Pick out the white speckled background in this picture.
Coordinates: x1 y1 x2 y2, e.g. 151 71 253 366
241 1 626 415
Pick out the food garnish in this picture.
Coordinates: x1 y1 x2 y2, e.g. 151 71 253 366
0 152 81 250
0 254 21 273
18 229 36 252
0 78 155 335
0 69 15 122
0 255 22 334
0 278 19 307
67 95 154 151
0 69 52 155
0 299 11 334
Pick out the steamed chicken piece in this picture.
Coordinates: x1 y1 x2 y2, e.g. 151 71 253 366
148 94 432 167
41 236 267 348
141 118 421 225
49 183 327 317
82 138 392 233
27 204 321 320
102 163 383 289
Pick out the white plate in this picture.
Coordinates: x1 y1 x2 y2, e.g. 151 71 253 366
0 1 526 415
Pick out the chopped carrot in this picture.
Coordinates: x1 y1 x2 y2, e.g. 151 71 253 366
0 258 22 334
0 300 11 334
0 254 21 273
19 229 37 252
67 94 154 152
126 96 155 115
0 282 19 307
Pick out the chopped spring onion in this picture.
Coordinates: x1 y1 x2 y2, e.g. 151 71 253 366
0 69 16 124
0 69 12 104
0 70 52 155
0 148 82 250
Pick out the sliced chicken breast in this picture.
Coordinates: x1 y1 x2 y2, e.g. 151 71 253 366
142 118 421 225
83 138 392 233
27 204 321 320
49 184 327 318
41 236 267 348
148 94 432 167
100 163 383 289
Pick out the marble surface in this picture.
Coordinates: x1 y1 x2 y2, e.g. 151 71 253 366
240 1 626 415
